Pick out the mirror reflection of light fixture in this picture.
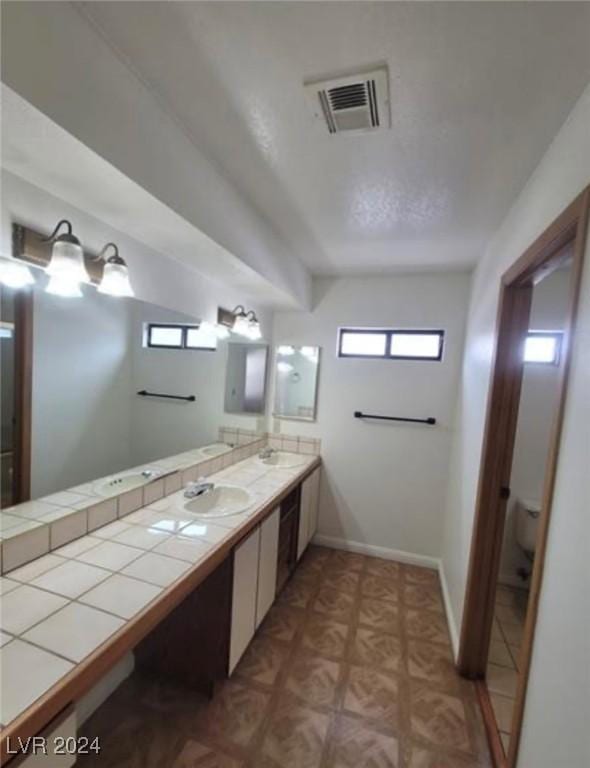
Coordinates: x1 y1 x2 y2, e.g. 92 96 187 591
277 361 294 373
214 324 230 340
231 305 251 336
278 345 295 356
0 256 35 289
246 311 262 341
42 219 89 286
95 243 134 297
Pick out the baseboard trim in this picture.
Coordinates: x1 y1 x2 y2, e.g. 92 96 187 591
438 559 460 661
313 534 460 661
312 534 439 570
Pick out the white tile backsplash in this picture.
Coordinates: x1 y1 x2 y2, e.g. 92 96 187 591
49 509 88 550
87 499 118 532
117 488 144 517
2 524 50 572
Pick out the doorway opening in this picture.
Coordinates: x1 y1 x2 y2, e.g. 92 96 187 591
457 188 589 767
0 284 33 506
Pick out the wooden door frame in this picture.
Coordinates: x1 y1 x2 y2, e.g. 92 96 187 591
12 288 33 503
457 186 590 767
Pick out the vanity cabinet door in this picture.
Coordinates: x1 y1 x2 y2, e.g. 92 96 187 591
307 467 321 544
229 526 261 674
297 473 313 560
256 507 280 628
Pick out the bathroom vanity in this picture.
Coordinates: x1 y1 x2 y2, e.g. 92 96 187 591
0 449 321 766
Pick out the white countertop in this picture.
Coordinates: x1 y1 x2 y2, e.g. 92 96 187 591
0 452 318 730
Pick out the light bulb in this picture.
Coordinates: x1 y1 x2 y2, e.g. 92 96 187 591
97 259 134 297
232 313 250 336
46 275 83 298
246 319 262 340
214 323 231 340
46 239 89 283
0 257 35 289
278 345 295 356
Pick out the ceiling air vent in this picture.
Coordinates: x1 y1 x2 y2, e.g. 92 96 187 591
305 67 390 135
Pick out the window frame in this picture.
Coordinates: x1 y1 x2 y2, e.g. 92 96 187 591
146 323 216 352
523 330 563 366
337 327 445 361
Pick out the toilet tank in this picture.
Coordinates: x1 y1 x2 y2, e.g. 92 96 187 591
515 498 541 554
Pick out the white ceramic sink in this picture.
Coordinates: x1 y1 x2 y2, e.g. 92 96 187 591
93 470 160 497
184 485 253 518
258 451 306 468
200 443 232 458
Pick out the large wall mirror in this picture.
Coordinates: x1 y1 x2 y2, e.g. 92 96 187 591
0 277 265 511
273 345 320 421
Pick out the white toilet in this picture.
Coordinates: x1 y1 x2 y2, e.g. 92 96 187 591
515 498 541 558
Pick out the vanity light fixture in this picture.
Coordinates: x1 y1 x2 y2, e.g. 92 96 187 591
95 243 134 298
278 345 295 356
231 305 251 337
43 219 90 285
0 256 35 289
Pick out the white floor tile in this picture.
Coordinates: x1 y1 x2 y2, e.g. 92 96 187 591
23 603 124 662
0 639 73 725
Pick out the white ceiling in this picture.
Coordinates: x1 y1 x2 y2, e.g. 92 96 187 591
75 2 590 274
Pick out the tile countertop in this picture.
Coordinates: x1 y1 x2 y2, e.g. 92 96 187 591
0 453 320 751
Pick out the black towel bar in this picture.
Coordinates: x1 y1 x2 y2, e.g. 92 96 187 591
137 390 196 402
354 411 436 425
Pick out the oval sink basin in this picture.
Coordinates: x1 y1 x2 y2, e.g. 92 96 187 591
184 485 253 518
200 443 232 458
258 452 306 468
93 470 160 497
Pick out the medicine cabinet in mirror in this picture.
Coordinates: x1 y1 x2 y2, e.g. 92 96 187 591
224 342 269 415
273 345 320 421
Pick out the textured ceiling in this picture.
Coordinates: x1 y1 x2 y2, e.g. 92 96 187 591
78 1 590 275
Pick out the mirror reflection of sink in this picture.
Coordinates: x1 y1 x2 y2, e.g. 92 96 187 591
184 485 253 518
93 470 160 497
258 452 306 468
200 443 232 458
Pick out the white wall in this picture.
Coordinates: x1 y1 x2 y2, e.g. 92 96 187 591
500 267 571 585
273 273 471 559
440 83 590 767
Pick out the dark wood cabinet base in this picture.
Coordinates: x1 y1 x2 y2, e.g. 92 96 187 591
135 555 233 698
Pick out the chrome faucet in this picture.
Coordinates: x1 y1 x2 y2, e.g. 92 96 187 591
259 447 275 459
184 477 215 499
